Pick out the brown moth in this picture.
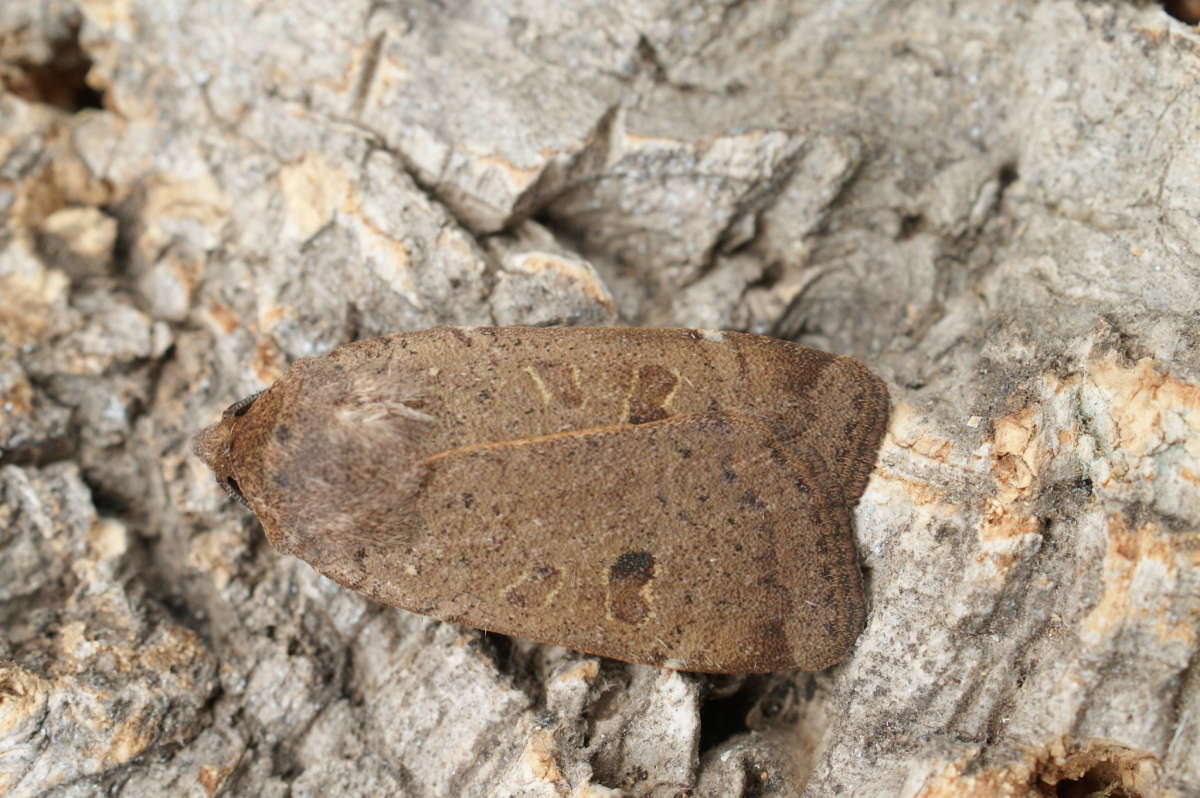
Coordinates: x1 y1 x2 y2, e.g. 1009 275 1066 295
194 326 888 674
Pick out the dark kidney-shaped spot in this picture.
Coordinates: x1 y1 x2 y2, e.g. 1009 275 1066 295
607 551 656 625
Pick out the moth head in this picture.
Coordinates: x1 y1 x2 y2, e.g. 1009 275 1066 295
193 390 263 508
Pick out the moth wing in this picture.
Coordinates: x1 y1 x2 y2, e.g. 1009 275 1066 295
319 409 866 673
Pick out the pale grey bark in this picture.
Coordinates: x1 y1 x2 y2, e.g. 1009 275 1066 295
1 1 1198 796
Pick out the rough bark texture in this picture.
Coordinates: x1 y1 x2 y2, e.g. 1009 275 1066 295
1 2 1197 797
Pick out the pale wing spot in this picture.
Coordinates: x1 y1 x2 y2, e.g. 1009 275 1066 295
543 578 564 608
526 362 585 408
620 367 637 424
639 578 656 622
523 365 554 405
661 368 684 410
623 366 680 424
570 364 587 410
502 565 563 609
701 329 725 342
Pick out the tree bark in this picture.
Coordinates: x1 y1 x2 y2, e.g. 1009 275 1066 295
1 1 1197 796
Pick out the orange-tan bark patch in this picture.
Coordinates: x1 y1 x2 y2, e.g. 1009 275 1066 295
1082 513 1199 649
991 406 1039 499
914 739 1160 798
522 730 564 782
1088 355 1200 462
253 337 284 384
205 299 239 335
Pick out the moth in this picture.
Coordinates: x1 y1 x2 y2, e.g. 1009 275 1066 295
194 326 888 673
